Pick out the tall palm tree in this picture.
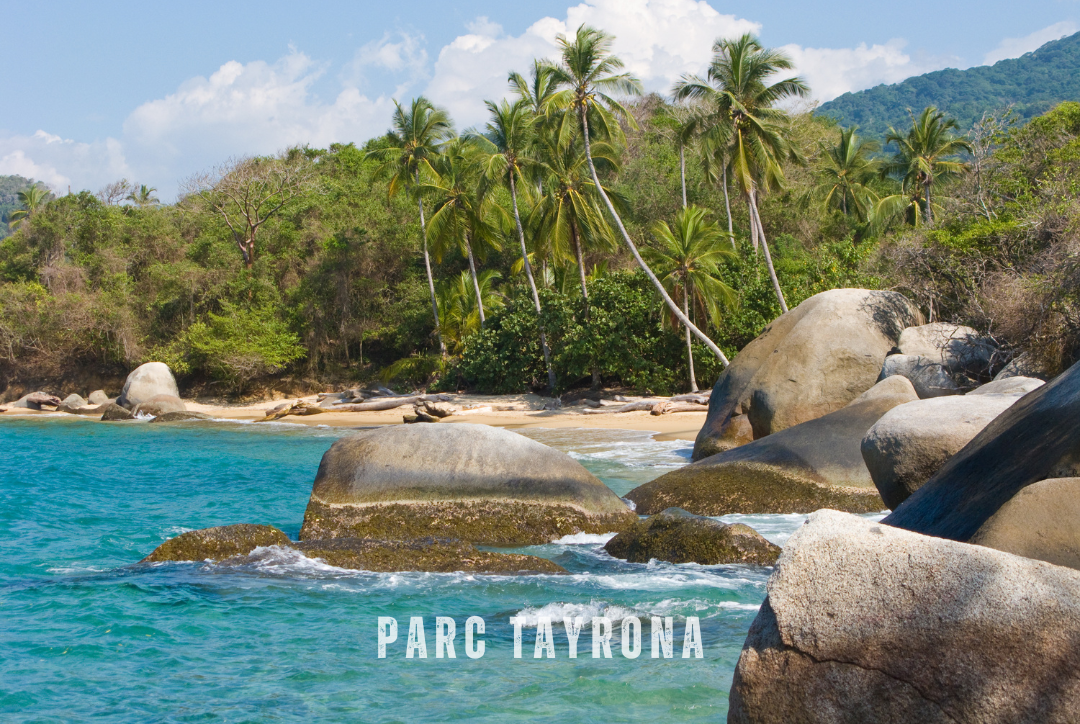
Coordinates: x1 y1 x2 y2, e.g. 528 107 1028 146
645 206 737 391
8 183 50 229
436 269 504 353
368 97 454 355
126 184 160 208
472 98 557 392
656 103 697 209
549 24 730 366
674 33 809 315
812 126 880 220
421 138 503 328
879 107 972 228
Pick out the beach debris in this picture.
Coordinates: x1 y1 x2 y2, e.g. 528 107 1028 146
256 400 326 421
648 401 711 415
11 392 63 410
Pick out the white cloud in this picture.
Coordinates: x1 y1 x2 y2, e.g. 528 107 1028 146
983 21 1078 65
0 131 128 193
424 0 760 128
783 40 961 102
342 31 429 95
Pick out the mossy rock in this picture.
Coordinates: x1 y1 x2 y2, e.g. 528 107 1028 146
627 461 885 516
100 403 135 421
299 423 637 545
294 537 566 574
150 411 213 423
604 508 780 565
142 524 290 562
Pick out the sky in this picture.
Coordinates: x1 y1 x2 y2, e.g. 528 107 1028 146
2 0 1078 199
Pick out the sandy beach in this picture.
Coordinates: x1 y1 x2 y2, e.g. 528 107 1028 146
1 392 707 442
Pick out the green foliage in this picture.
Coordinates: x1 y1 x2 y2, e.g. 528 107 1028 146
819 31 1080 138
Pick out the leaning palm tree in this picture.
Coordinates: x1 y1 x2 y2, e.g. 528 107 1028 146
549 25 730 366
421 138 503 328
368 97 455 355
808 126 880 221
645 206 737 391
8 183 50 229
878 107 972 228
674 33 809 315
126 184 160 208
472 98 557 392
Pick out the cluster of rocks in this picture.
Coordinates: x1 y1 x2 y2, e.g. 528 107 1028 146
5 362 210 424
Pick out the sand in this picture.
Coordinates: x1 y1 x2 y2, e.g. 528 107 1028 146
1 392 708 442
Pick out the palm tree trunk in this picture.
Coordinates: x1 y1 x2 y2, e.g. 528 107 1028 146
579 108 729 367
510 173 557 393
750 188 789 314
465 234 485 327
571 220 590 318
925 182 933 227
679 144 687 209
416 175 447 357
748 200 759 254
722 166 734 250
683 284 697 392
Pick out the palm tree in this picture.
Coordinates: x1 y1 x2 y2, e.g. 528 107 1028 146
473 98 557 392
811 126 880 220
368 97 455 355
126 184 159 208
436 269 504 353
8 183 50 229
655 103 697 209
549 25 730 366
879 107 972 228
674 33 809 315
421 138 503 327
645 206 737 391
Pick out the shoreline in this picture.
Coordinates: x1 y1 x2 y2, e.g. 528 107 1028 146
0 392 707 442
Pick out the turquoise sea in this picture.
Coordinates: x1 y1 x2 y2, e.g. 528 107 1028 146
0 417 816 722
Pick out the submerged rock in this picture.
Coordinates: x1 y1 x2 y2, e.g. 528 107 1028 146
861 392 1025 509
142 524 291 562
299 423 637 545
149 411 213 423
117 362 180 409
693 288 922 459
970 477 1080 570
294 537 565 574
885 358 1080 541
729 510 1080 723
132 395 186 417
626 377 916 516
99 403 135 421
603 508 779 565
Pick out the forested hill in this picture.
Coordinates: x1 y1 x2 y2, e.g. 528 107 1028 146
817 31 1080 136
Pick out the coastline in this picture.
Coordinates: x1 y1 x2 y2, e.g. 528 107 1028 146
0 392 707 442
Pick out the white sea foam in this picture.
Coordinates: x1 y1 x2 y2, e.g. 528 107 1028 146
513 597 757 626
550 532 618 545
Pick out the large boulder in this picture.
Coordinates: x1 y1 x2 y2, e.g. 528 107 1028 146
861 392 1026 509
142 524 291 562
11 392 62 410
99 403 135 421
970 477 1080 570
88 390 111 406
876 354 959 398
116 362 180 409
968 375 1044 396
898 322 995 374
885 358 1080 541
694 289 922 459
59 393 87 409
298 424 637 545
994 352 1048 381
627 377 917 516
729 510 1080 724
132 395 186 417
603 508 779 565
293 537 565 574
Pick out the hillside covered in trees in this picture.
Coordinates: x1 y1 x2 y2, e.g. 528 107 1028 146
818 31 1080 137
2 27 1079 401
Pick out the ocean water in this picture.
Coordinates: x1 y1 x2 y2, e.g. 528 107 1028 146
0 417 823 722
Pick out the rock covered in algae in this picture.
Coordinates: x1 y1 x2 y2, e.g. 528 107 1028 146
603 508 779 565
294 537 565 574
142 524 291 562
299 423 637 545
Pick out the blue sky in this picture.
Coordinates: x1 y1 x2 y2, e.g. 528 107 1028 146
2 1 1077 198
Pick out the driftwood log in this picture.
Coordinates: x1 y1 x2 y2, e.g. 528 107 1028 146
649 402 709 415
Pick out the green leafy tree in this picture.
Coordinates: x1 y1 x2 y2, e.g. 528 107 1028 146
644 205 736 390
549 24 730 365
473 98 557 391
368 97 455 355
878 106 972 227
674 33 809 314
